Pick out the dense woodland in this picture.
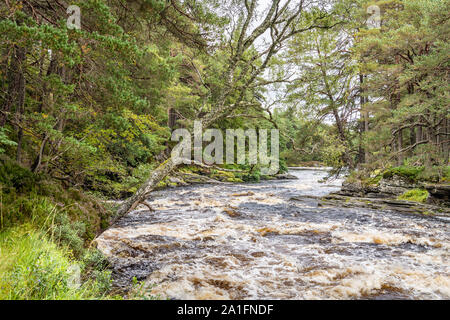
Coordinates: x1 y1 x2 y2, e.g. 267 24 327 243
0 0 448 299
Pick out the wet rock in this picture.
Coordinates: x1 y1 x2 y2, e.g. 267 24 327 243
424 184 450 202
321 194 450 217
177 172 226 185
232 191 255 197
168 177 188 186
223 207 240 217
377 176 420 196
339 177 449 207
110 259 158 290
275 173 298 180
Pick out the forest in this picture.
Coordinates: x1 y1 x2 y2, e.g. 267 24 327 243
0 0 448 300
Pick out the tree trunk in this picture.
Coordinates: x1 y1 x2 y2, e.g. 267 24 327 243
364 111 369 162
2 46 26 127
332 108 353 168
397 129 403 166
114 157 177 220
446 118 450 164
6 46 27 164
410 126 416 147
39 53 58 113
358 74 366 164
15 48 26 164
114 1 329 220
416 125 423 143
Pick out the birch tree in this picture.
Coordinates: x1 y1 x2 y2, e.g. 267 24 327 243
116 0 335 217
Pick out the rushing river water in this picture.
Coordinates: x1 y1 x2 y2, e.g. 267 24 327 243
96 169 450 300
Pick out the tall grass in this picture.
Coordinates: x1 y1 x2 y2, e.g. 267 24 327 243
0 225 113 300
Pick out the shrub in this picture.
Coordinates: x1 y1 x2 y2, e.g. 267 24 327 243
50 213 86 257
444 166 450 183
0 159 40 193
82 249 110 272
382 166 425 182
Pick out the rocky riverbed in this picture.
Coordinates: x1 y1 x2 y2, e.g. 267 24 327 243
95 168 450 299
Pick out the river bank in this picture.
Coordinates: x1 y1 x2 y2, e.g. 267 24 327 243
324 166 450 218
3 163 447 300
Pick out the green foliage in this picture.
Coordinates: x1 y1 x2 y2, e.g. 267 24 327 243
398 189 429 203
279 159 288 174
50 213 86 257
380 165 448 184
356 0 450 167
0 159 39 193
0 128 17 154
444 167 450 183
0 225 111 300
80 249 112 294
127 277 163 300
241 170 261 183
416 166 447 183
382 166 425 182
0 158 112 247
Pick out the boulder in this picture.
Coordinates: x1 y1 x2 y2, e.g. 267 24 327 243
275 173 298 180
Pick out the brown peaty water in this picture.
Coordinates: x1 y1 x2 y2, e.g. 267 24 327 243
95 169 450 300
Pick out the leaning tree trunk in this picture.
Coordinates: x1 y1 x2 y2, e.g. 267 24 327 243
114 157 177 220
113 0 332 221
114 94 249 220
114 101 230 220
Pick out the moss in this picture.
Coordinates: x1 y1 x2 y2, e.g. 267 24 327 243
381 165 449 183
211 170 235 181
364 175 382 186
382 166 425 182
226 177 244 183
397 189 429 203
444 166 450 183
156 180 168 189
179 165 201 174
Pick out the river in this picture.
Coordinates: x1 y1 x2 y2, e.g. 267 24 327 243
95 169 450 300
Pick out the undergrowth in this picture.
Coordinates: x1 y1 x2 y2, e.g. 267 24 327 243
0 158 117 300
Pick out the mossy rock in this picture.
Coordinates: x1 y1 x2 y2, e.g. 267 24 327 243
363 175 383 186
382 166 424 182
156 180 168 189
397 189 429 203
211 170 237 181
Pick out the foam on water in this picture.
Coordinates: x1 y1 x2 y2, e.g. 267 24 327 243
95 169 450 299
